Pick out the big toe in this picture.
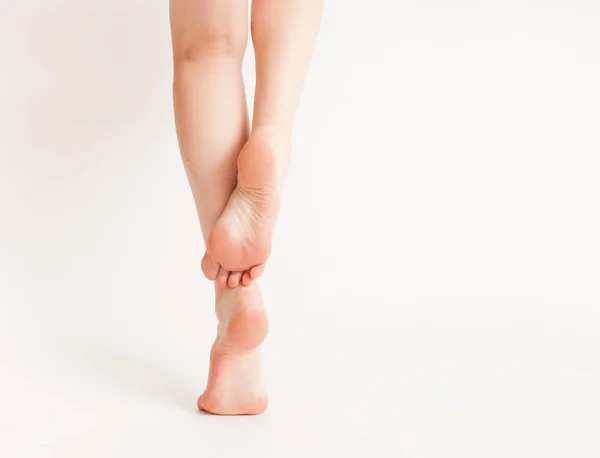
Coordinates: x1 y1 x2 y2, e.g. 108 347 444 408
201 252 220 280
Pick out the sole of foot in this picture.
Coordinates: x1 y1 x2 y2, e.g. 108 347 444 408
207 127 285 273
198 284 269 415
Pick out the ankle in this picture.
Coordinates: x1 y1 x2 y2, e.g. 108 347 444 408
247 125 291 183
251 123 290 146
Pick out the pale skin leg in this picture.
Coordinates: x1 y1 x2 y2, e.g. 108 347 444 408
171 0 268 415
170 0 253 288
206 0 324 278
171 0 322 414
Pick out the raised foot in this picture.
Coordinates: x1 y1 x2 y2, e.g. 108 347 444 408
207 127 286 272
198 285 269 415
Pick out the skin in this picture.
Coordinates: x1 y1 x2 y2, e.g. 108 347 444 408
170 0 323 415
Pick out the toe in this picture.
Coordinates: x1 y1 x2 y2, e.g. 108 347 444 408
249 264 265 280
242 271 253 286
201 252 220 280
216 267 230 289
228 271 243 288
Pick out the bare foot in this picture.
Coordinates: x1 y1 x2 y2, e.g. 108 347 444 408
198 284 269 415
207 127 286 272
201 252 265 288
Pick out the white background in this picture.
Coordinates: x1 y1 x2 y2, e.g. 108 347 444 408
1 0 599 457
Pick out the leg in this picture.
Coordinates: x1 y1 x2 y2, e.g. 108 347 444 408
170 0 268 415
206 0 324 273
251 0 325 138
171 0 249 287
